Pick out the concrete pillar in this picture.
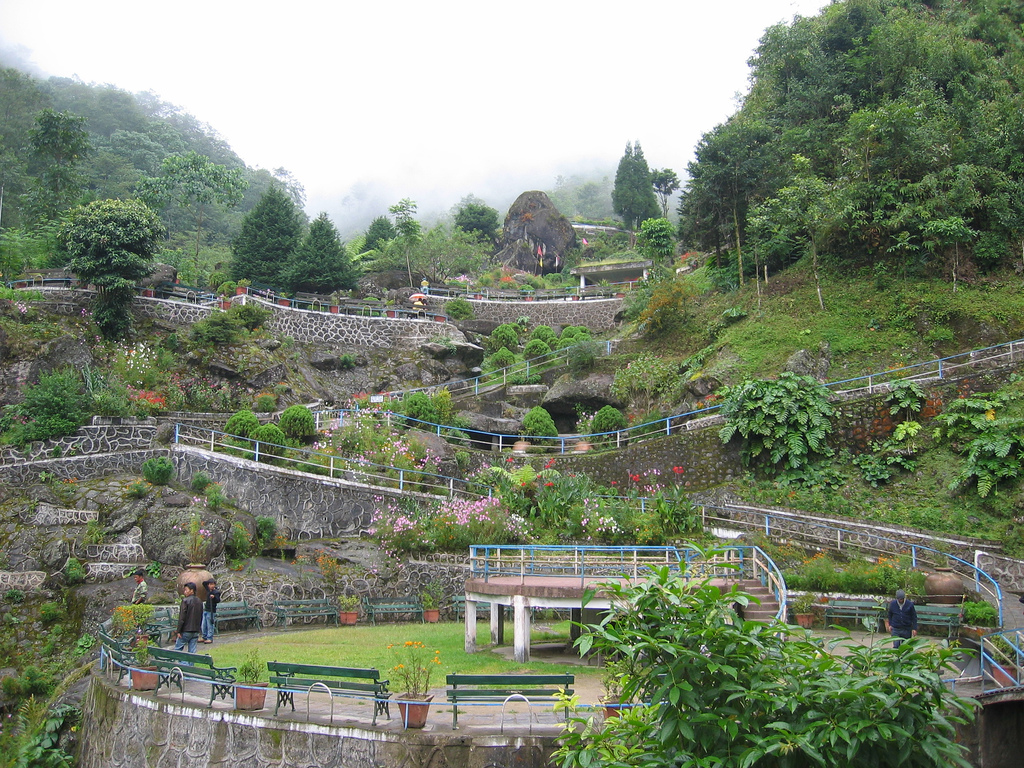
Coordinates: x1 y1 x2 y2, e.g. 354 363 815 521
513 594 531 663
465 599 477 653
570 608 582 644
490 602 504 645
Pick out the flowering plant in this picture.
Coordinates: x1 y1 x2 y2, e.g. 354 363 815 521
388 640 441 697
175 512 211 565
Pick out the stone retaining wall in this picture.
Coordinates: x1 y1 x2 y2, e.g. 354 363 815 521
433 295 623 331
78 675 556 768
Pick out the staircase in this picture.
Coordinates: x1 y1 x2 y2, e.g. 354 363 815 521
736 578 782 622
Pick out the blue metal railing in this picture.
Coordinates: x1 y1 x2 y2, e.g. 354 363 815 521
980 628 1023 692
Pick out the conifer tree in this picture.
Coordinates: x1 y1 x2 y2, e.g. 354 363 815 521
282 212 359 294
230 185 302 287
612 141 660 231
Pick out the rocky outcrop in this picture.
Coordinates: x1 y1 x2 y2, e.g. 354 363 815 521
542 373 622 420
493 191 577 275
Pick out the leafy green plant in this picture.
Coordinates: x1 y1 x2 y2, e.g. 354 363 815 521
237 648 264 684
962 600 998 627
39 601 65 624
933 392 1024 497
255 516 277 549
0 368 89 447
611 354 677 414
523 338 552 359
251 423 287 460
445 297 473 320
5 589 25 603
141 456 175 485
421 580 444 610
719 372 835 472
590 405 627 439
224 410 260 438
205 482 228 510
64 557 86 585
278 404 316 443
124 479 152 499
487 323 520 352
253 393 278 413
338 595 361 613
522 406 558 443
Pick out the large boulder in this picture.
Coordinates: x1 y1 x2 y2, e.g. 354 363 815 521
542 373 622 421
494 191 577 275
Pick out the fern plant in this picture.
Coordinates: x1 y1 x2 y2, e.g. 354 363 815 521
934 392 1024 497
718 372 835 473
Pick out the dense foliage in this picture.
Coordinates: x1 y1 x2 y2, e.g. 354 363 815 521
679 0 1024 286
558 565 975 768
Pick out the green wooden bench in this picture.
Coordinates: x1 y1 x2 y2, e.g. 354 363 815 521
149 647 237 707
446 673 575 729
97 630 134 684
267 661 390 724
915 603 963 639
824 599 885 630
272 598 339 627
213 600 261 633
452 596 496 621
362 596 424 625
144 606 178 645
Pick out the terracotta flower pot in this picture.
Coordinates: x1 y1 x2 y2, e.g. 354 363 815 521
339 611 358 625
131 667 159 691
235 286 247 295
795 613 814 629
177 565 213 602
329 305 339 314
277 298 290 306
397 694 433 728
235 682 268 711
424 609 440 623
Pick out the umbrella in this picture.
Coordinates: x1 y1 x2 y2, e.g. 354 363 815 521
409 293 428 301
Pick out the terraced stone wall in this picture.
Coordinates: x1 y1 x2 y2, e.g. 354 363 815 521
433 295 623 331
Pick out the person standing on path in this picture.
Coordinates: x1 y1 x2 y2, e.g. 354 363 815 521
174 582 202 654
131 569 148 604
885 589 918 648
200 579 220 644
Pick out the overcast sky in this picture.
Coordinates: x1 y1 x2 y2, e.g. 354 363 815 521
0 0 830 233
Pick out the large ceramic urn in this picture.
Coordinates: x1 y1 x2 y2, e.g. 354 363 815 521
176 564 214 601
923 567 964 604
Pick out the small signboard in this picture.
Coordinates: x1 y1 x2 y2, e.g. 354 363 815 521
370 395 385 403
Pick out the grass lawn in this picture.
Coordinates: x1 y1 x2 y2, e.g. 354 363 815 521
207 619 601 685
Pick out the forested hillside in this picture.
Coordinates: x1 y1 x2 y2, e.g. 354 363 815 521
0 68 303 282
679 0 1024 292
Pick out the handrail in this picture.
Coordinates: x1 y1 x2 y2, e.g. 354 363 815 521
980 628 1023 692
699 502 1004 626
171 423 491 499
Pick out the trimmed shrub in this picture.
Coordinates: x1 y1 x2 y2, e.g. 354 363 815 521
522 406 558 443
401 392 440 427
228 303 272 331
591 405 627 436
488 347 516 369
488 323 521 352
279 405 317 443
251 424 287 461
224 410 260 438
141 456 175 485
523 338 552 359
189 313 245 345
253 393 278 413
530 325 557 346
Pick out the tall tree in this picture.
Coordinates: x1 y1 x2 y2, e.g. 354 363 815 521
611 141 659 232
230 186 302 287
59 199 162 339
388 198 421 286
636 217 676 262
138 151 247 274
26 109 90 223
362 215 396 253
453 198 500 243
650 168 680 219
282 212 359 294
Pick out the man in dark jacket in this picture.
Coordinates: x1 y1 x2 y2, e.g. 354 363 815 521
885 589 918 648
174 582 202 653
200 579 220 644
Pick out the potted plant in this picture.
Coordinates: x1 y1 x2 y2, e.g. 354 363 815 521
601 657 635 718
790 592 817 628
339 595 360 625
130 637 159 691
388 640 441 728
421 581 443 623
235 648 267 710
111 604 156 639
235 279 251 296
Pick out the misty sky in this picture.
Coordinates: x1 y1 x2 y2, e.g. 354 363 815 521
1 0 829 232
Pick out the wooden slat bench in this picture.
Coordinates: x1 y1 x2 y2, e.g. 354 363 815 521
149 648 237 707
823 599 885 630
452 596 494 621
268 661 390 724
213 600 261 633
362 596 424 625
446 673 575 729
915 604 963 639
144 606 178 645
273 598 339 627
97 630 133 684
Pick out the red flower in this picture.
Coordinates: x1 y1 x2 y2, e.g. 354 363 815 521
545 482 554 487
610 481 617 486
630 474 640 482
673 466 685 474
